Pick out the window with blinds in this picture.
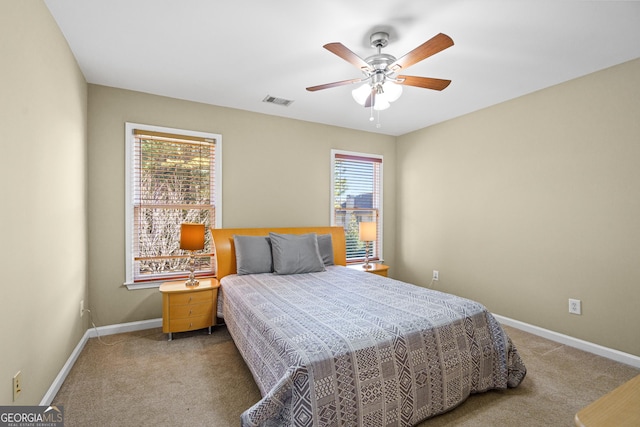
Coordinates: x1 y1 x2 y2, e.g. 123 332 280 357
331 150 383 263
125 124 222 286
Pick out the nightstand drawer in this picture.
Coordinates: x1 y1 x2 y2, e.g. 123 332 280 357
169 301 212 319
169 314 212 332
170 289 212 305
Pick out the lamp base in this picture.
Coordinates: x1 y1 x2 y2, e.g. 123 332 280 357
363 241 372 269
185 250 200 286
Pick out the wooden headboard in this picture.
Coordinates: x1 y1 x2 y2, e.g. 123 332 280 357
211 226 347 280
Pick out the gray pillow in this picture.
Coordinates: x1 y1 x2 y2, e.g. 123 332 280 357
317 234 334 266
233 235 273 275
269 232 326 275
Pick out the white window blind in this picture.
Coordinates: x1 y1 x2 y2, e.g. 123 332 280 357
125 124 221 286
331 150 383 263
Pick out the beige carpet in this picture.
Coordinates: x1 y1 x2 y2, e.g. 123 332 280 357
52 324 638 426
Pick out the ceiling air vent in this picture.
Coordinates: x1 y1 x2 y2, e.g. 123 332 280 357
262 95 294 107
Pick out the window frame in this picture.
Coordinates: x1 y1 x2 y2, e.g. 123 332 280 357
124 122 222 289
330 149 383 264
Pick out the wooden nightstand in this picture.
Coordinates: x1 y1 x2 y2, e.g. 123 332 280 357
348 263 390 277
159 278 219 341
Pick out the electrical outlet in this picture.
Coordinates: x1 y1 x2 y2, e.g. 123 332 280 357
13 371 22 401
432 270 439 281
569 299 582 315
80 300 84 317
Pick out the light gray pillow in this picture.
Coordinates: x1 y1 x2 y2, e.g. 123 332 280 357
269 232 326 275
233 235 273 275
317 234 334 266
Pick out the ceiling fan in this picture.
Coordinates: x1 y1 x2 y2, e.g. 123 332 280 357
306 31 454 111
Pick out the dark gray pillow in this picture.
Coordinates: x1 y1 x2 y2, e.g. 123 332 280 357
317 234 334 266
233 235 273 275
269 232 325 275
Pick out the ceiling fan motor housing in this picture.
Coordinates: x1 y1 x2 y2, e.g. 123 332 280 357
365 53 397 72
364 31 396 80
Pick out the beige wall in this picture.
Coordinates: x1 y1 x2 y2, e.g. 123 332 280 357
0 1 88 404
87 85 396 326
397 58 640 356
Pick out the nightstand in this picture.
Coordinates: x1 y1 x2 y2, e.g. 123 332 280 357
348 263 389 277
159 278 219 341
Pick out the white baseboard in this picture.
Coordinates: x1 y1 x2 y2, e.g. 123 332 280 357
40 318 162 405
493 314 640 369
85 318 162 338
40 328 91 406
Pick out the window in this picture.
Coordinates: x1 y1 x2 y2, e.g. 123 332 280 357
331 150 383 263
125 123 222 288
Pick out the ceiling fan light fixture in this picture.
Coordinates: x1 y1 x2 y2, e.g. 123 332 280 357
382 81 402 102
352 84 371 105
352 80 402 109
373 96 390 111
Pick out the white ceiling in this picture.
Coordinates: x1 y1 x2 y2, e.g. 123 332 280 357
44 0 640 136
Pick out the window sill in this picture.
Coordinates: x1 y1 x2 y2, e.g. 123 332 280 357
124 276 217 290
124 281 162 290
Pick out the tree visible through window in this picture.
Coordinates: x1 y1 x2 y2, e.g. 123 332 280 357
331 150 382 263
125 124 221 286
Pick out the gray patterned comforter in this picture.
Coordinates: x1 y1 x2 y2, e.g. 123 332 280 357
220 266 526 426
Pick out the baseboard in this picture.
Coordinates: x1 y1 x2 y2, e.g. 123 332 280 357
40 318 162 405
494 313 640 369
85 318 162 338
40 328 91 405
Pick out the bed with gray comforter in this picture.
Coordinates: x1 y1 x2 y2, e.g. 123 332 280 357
220 265 526 427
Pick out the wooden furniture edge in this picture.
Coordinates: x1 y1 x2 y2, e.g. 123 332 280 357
574 373 640 426
211 226 346 280
159 278 219 293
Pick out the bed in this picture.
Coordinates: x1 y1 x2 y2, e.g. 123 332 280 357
212 226 526 426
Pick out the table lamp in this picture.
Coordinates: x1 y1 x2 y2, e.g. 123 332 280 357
359 221 376 269
180 223 205 286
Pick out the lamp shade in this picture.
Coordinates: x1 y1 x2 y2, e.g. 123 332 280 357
359 221 377 242
352 84 371 105
180 223 205 251
382 81 402 102
373 97 390 111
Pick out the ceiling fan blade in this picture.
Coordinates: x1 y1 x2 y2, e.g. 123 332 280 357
389 33 454 72
397 75 452 91
306 78 362 92
324 42 372 71
364 89 375 108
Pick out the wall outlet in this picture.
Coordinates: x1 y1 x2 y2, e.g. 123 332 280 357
432 270 439 281
80 300 84 317
569 298 582 315
13 371 22 401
